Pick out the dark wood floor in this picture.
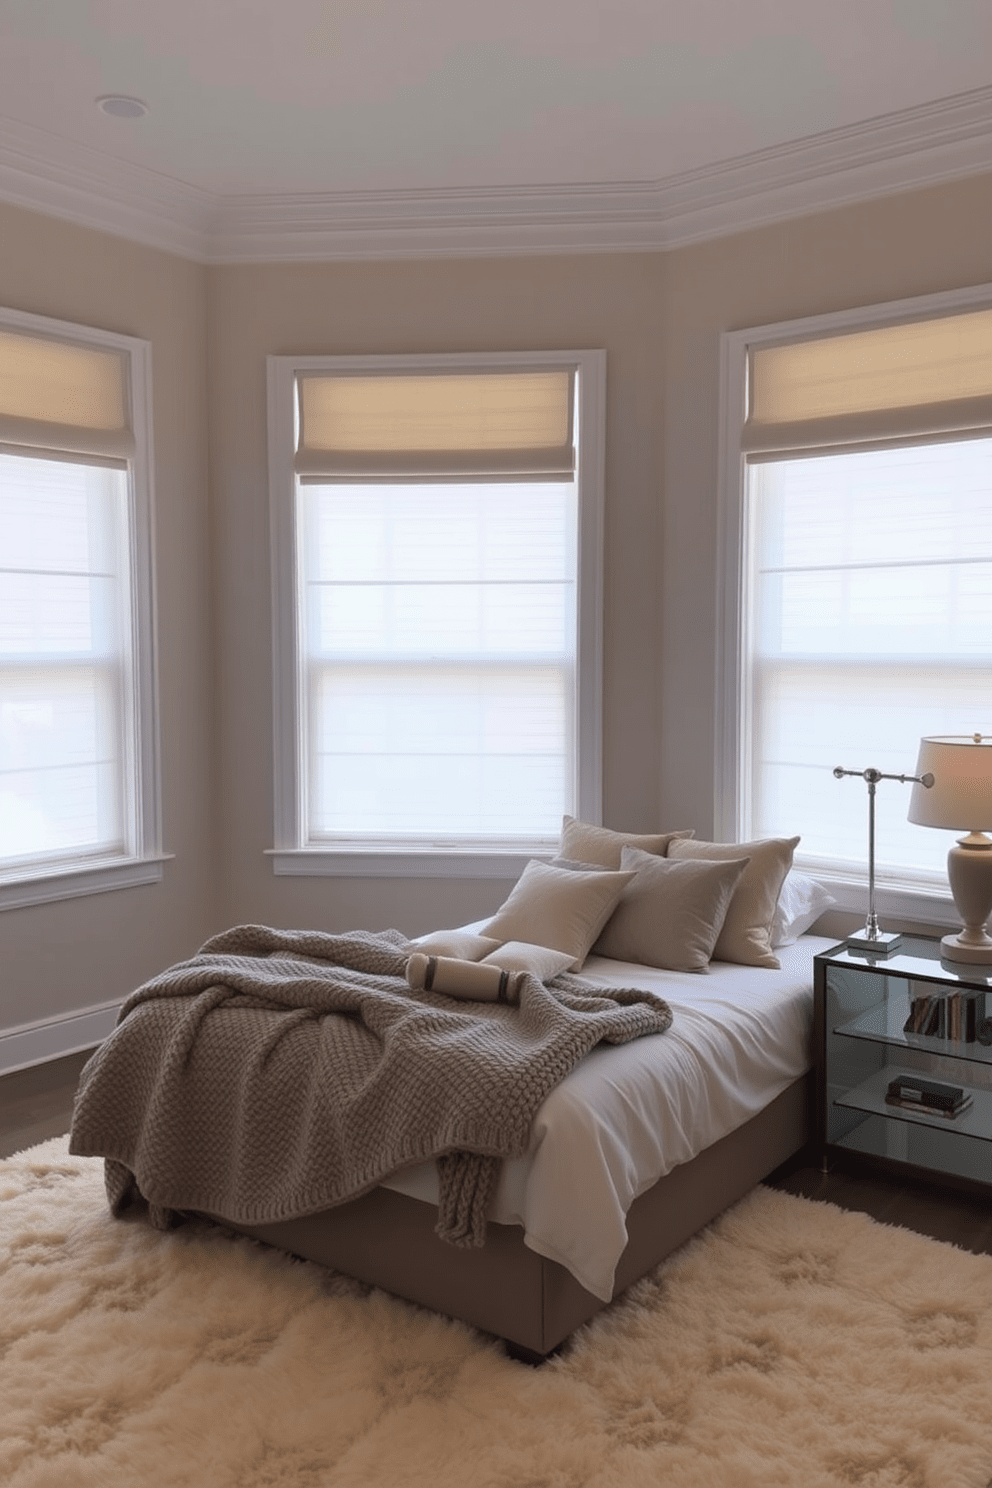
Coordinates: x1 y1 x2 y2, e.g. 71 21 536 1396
0 1049 95 1160
765 1151 992 1256
3 1050 990 1257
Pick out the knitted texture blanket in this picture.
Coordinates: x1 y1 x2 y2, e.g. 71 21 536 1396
69 925 673 1247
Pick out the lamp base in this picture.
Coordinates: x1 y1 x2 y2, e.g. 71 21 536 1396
943 837 992 967
941 930 992 967
846 929 902 956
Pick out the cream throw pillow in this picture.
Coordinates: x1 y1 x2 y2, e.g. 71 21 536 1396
411 929 502 960
482 941 575 982
668 835 800 969
593 847 750 972
559 815 694 869
481 859 635 970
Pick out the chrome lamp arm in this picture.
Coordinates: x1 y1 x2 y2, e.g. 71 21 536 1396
833 765 934 955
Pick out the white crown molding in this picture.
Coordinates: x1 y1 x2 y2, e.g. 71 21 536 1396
1 87 990 264
0 116 214 260
211 87 992 263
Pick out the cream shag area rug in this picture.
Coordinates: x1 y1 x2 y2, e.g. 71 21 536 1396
3 1138 992 1488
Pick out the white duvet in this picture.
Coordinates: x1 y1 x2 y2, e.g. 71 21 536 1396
383 935 835 1301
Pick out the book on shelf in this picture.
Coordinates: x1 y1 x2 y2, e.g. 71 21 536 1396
885 1091 973 1119
902 990 986 1042
885 1074 968 1112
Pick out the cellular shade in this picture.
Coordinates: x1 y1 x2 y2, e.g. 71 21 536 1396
296 369 575 478
746 308 992 452
0 454 131 867
0 330 133 460
299 479 577 845
744 438 992 877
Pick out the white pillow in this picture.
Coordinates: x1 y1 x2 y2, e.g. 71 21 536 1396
770 872 836 946
411 929 502 960
593 847 751 972
482 941 575 981
558 816 694 869
481 859 636 970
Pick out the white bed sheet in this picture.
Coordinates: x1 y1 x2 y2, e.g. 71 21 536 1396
382 934 835 1302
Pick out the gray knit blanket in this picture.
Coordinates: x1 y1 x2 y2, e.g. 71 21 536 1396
69 924 673 1247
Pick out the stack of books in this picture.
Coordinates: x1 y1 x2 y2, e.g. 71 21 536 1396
903 991 986 1042
885 1074 973 1119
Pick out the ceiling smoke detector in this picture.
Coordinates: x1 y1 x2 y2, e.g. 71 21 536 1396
95 95 149 120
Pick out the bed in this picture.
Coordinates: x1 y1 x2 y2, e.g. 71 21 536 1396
70 822 836 1361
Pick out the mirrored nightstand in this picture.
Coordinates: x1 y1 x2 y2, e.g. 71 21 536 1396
814 937 992 1195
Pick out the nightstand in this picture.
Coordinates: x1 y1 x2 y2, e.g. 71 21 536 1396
814 937 992 1195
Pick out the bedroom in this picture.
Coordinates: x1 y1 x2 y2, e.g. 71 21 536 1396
1 3 991 1479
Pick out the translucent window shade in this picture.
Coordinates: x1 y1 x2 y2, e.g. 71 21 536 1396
0 331 133 460
744 438 992 879
296 370 575 478
299 482 577 842
747 309 992 448
0 452 131 865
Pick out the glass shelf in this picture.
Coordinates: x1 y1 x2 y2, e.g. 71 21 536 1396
834 1064 992 1145
835 993 992 1068
833 1115 992 1187
824 937 992 990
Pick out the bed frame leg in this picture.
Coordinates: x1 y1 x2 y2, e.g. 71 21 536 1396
502 1339 555 1367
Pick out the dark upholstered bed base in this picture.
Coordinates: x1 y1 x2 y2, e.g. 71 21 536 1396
209 1074 811 1359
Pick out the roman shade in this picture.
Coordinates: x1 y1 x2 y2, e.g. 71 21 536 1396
0 329 133 462
295 369 576 479
744 307 992 454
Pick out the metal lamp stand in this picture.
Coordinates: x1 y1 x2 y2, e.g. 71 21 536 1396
833 765 934 956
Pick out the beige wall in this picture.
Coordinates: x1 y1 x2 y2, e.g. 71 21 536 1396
0 203 216 1036
2 169 991 1053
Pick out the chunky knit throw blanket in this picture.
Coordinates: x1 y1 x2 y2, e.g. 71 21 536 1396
69 925 673 1248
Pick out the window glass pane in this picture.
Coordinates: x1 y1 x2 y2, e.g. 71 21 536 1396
0 453 129 865
747 437 992 876
310 665 568 836
299 480 577 841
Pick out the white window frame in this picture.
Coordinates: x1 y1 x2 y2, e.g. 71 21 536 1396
267 348 606 878
716 282 992 928
0 307 164 910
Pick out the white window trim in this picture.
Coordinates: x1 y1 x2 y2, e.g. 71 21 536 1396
715 282 992 928
0 307 166 911
267 348 605 877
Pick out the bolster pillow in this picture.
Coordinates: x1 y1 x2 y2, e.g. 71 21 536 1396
406 952 522 1005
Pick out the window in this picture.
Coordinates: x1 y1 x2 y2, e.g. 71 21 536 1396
0 308 162 908
267 351 605 875
718 287 992 918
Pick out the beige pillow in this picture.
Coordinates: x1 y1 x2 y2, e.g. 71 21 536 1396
593 847 750 972
668 835 800 969
559 815 694 869
481 859 635 969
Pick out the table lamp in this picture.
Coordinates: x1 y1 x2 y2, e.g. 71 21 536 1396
907 734 992 965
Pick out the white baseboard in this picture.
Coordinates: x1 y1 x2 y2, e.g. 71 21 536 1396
0 1000 123 1078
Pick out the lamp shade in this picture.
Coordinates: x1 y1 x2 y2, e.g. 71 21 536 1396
907 735 992 831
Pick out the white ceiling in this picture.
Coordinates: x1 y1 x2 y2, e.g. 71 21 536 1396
0 0 990 261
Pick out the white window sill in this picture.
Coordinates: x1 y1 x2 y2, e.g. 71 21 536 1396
0 854 173 911
267 847 552 880
807 864 960 933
